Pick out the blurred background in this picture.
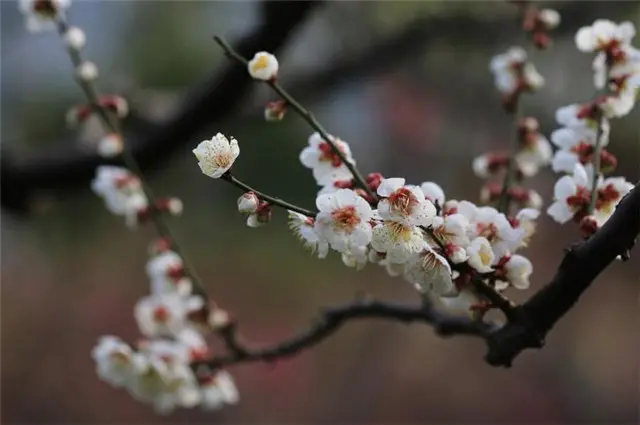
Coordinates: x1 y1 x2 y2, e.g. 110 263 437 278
2 1 639 423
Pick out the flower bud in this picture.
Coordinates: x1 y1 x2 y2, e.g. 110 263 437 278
77 61 98 82
237 192 259 214
209 309 231 330
264 101 287 122
579 215 599 239
154 197 183 216
63 26 86 51
97 133 123 158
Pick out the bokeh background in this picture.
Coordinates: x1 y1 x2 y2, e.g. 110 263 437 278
2 1 639 424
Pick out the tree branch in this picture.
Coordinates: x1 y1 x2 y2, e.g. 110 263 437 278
194 297 499 372
195 182 639 371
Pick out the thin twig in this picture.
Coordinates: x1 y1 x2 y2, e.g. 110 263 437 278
221 172 317 217
55 19 207 296
213 36 379 202
588 65 610 214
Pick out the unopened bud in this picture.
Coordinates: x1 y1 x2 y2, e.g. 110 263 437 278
208 309 231 330
149 238 172 255
97 133 123 158
246 202 272 227
63 26 86 51
264 100 287 122
237 192 260 214
366 172 384 191
579 215 599 239
76 61 98 82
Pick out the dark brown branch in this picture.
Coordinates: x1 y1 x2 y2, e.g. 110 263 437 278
196 182 639 371
484 181 640 366
195 298 500 371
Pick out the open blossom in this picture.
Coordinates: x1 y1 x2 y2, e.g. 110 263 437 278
404 243 456 297
314 189 373 253
193 133 239 178
200 371 240 410
18 0 71 33
341 245 369 271
547 163 591 224
461 205 524 258
371 221 425 263
420 181 445 208
555 103 612 131
430 213 470 247
516 132 552 176
510 208 540 249
593 177 634 225
91 166 148 224
377 178 437 226
575 20 636 53
551 126 616 174
131 340 202 414
466 237 494 273
300 132 355 185
592 44 640 89
490 47 544 95
288 211 329 259
497 254 533 290
134 294 202 338
146 250 192 297
92 336 143 388
247 52 278 81
368 250 406 277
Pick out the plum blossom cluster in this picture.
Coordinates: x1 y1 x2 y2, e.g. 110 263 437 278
92 241 238 414
195 129 539 314
547 20 637 235
17 0 241 414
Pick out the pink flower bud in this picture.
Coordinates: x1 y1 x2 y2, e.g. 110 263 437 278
264 101 287 122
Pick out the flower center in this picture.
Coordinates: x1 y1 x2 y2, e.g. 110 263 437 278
476 222 497 241
153 305 170 323
388 188 417 216
331 206 360 231
251 55 270 72
387 221 413 242
33 0 58 16
318 142 345 167
479 248 492 266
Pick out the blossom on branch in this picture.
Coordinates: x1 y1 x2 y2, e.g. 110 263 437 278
193 133 240 178
18 0 71 33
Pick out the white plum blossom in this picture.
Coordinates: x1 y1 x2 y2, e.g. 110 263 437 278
368 250 406 277
500 254 533 290
247 52 279 81
300 132 355 185
146 250 192 297
593 177 634 225
555 103 612 132
461 205 525 258
511 208 540 249
516 132 553 176
466 237 495 273
575 20 636 53
490 47 544 94
547 163 591 224
18 0 71 33
288 211 329 259
130 340 202 414
92 336 142 388
404 243 456 297
134 294 201 338
341 245 369 271
420 181 445 208
314 189 373 253
371 221 425 263
599 91 637 118
377 178 437 227
91 166 148 225
200 371 240 410
430 213 470 247
193 133 240 178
